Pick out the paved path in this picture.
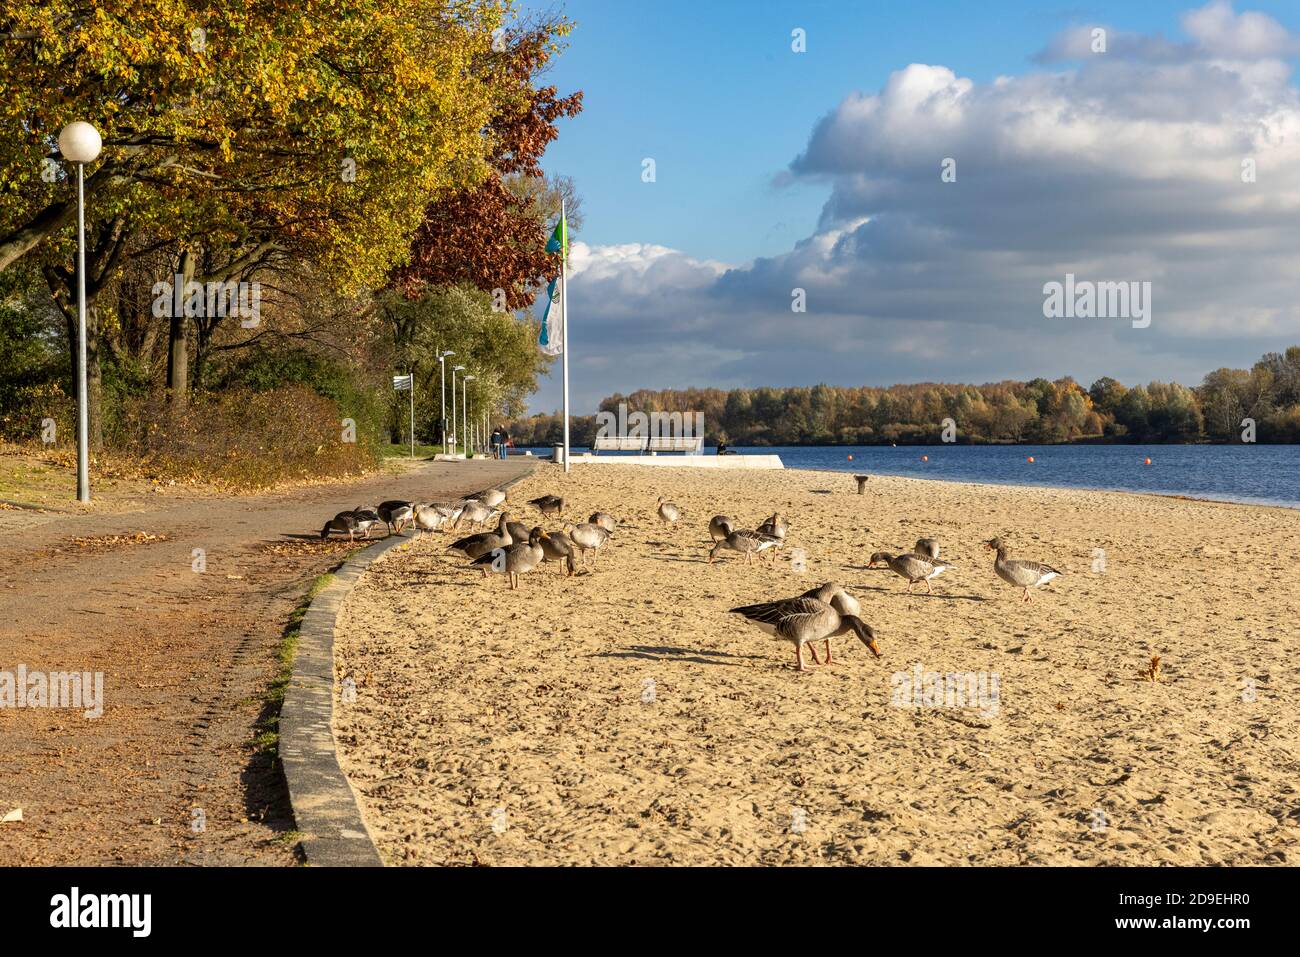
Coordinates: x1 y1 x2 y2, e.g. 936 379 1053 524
0 457 535 865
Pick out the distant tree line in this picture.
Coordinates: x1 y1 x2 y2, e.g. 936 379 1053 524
502 346 1300 446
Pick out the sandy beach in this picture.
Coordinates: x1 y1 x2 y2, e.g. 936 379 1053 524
334 464 1299 866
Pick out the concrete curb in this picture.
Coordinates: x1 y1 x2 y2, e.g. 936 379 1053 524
280 467 535 866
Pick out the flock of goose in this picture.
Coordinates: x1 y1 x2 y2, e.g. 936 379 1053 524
319 484 1063 673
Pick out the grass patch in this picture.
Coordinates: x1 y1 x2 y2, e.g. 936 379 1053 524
251 572 334 758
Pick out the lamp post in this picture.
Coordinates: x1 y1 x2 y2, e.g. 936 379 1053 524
437 350 454 453
462 375 475 458
58 121 101 504
451 365 465 456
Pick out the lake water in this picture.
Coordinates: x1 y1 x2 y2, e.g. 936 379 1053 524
522 444 1300 509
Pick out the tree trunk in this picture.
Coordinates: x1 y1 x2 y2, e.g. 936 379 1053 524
167 250 192 409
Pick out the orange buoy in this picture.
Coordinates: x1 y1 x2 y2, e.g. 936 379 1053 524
1027 456 1035 463
847 454 853 461
921 455 929 462
1144 457 1152 465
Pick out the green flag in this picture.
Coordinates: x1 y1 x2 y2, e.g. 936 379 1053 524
545 211 567 258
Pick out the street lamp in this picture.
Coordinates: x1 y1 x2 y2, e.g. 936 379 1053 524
437 350 454 452
462 375 475 458
451 365 465 456
58 121 101 504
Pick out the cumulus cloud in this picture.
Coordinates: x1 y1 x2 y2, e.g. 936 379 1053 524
533 2 1300 414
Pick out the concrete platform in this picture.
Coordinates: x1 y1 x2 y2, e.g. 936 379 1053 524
569 453 784 469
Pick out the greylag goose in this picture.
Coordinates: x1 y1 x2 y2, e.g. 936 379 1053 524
528 495 565 518
757 512 788 541
351 507 381 539
456 499 497 530
412 504 450 537
985 538 1061 601
564 522 611 566
708 529 781 565
914 538 940 560
506 519 531 543
656 497 681 524
708 515 736 543
539 530 577 576
730 595 881 671
377 500 414 535
874 552 954 594
477 488 507 509
447 512 514 566
472 527 545 589
800 581 862 619
589 512 616 534
320 510 358 541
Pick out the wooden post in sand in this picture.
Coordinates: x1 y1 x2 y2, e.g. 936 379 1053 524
854 475 869 494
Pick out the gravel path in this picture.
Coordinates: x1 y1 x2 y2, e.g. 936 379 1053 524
0 456 534 865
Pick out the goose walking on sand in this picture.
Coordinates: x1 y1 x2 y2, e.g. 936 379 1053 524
472 527 545 589
729 594 881 671
320 511 359 541
914 538 940 561
447 513 514 570
528 495 565 518
709 529 781 565
708 515 736 543
565 522 611 566
377 500 414 535
874 551 954 594
656 497 681 524
589 512 616 534
985 538 1062 601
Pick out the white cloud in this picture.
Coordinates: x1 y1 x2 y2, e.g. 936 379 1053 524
531 3 1300 414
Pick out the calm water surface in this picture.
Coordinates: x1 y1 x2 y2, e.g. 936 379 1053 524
523 444 1299 509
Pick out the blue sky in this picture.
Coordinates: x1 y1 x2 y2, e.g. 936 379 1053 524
520 1 1300 413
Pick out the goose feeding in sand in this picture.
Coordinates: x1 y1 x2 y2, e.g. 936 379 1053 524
985 538 1062 602
350 507 381 539
708 529 781 565
589 511 616 534
447 513 514 569
377 500 414 535
472 527 545 589
528 495 565 518
875 552 954 594
539 530 577 577
564 522 611 566
456 499 498 530
320 511 359 541
656 497 682 524
729 594 881 671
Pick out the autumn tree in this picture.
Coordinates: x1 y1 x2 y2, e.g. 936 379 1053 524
390 19 583 307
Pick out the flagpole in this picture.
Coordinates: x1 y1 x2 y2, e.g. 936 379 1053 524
561 199 571 474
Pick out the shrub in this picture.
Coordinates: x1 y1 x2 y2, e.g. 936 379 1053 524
108 384 380 489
